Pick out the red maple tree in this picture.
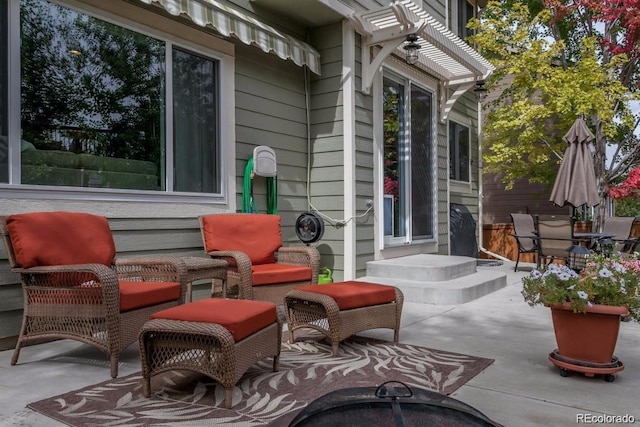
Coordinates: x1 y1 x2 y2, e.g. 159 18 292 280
609 166 640 200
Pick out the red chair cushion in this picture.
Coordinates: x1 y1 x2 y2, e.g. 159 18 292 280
119 281 181 312
151 298 277 342
201 214 282 265
294 281 396 310
252 264 312 286
6 212 116 268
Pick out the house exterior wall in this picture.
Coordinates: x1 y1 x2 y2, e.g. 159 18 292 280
307 22 352 281
0 0 321 345
0 0 486 345
450 93 481 251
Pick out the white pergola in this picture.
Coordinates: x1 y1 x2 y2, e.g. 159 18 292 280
350 0 494 121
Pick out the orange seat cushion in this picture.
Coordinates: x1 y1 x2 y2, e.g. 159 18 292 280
201 214 282 265
6 212 116 268
119 281 181 312
252 264 312 286
151 299 277 342
294 281 396 310
31 281 181 312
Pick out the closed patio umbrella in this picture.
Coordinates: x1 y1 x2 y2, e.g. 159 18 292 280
549 117 600 208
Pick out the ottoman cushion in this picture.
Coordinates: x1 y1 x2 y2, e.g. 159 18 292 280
151 299 277 342
294 281 396 310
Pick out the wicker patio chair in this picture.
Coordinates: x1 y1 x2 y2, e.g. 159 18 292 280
199 213 320 305
602 217 639 254
509 213 538 272
0 212 187 378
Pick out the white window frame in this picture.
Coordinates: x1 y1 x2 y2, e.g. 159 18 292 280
449 113 471 186
449 0 476 40
2 0 235 204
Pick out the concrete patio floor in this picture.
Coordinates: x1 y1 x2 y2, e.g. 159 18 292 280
1 260 639 426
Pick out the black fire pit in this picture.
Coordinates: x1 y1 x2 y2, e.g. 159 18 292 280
288 382 499 427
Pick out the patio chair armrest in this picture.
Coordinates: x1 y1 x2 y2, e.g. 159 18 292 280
509 232 538 242
205 250 253 299
276 246 321 272
13 263 121 312
14 263 118 285
533 236 578 242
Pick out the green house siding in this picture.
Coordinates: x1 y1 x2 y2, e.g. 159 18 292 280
233 42 313 243
449 93 481 251
308 22 347 280
0 0 486 345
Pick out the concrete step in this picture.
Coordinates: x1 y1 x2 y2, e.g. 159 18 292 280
365 254 477 281
362 254 507 304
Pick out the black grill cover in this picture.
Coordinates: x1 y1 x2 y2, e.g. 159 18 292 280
450 203 478 257
288 384 499 427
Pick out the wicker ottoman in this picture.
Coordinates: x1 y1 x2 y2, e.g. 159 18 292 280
284 281 404 356
139 298 282 408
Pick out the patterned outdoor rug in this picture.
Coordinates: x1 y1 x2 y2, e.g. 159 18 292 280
27 336 494 426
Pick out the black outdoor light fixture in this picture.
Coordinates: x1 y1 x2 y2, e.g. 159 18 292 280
569 244 591 272
403 33 420 65
599 238 614 258
474 79 487 101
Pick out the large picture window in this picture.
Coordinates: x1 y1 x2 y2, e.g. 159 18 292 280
6 0 221 194
382 73 434 244
449 121 470 182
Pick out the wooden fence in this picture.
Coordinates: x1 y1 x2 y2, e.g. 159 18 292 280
480 221 640 261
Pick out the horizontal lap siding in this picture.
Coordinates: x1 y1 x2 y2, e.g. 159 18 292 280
438 117 450 254
354 38 375 276
234 43 310 243
448 94 480 253
308 23 346 280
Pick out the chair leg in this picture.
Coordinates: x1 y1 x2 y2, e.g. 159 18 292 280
10 343 22 366
110 354 119 378
10 319 28 365
331 341 339 356
143 377 151 398
224 388 233 409
514 253 521 272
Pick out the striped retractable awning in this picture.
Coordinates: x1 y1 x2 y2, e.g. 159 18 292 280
138 0 321 75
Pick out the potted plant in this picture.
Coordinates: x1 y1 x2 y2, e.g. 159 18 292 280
521 253 640 381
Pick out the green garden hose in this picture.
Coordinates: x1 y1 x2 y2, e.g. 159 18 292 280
242 157 278 214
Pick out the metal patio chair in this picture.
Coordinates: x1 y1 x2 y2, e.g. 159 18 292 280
602 217 639 255
509 213 538 272
534 215 577 268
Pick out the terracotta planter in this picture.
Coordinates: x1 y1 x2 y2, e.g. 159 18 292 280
550 303 628 364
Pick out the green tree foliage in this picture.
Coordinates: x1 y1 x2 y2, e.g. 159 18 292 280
468 1 640 226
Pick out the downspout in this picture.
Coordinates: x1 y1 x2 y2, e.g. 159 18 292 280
477 99 510 262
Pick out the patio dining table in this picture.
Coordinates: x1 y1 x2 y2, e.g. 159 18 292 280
573 232 615 251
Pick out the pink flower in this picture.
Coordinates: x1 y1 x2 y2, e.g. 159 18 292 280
384 176 399 200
